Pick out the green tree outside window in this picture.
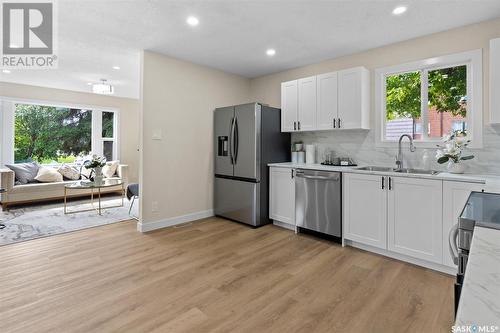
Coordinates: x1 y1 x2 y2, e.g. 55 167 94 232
386 65 467 122
14 104 92 163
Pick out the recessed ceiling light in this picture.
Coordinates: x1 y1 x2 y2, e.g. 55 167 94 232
112 66 120 70
266 49 276 56
392 6 407 15
2 69 11 74
87 82 92 85
186 16 199 26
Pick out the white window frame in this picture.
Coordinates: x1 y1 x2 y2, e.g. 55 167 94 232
92 110 119 162
375 49 483 148
0 96 120 166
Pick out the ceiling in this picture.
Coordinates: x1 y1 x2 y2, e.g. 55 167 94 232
2 0 500 99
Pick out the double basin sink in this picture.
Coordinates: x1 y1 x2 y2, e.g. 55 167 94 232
355 166 440 175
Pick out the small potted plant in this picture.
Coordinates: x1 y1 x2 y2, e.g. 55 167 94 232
436 130 474 174
84 155 107 183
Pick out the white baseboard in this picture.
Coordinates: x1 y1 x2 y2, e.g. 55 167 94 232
137 209 214 232
345 240 456 276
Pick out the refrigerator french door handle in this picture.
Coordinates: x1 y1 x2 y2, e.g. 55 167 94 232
233 117 239 164
229 117 235 164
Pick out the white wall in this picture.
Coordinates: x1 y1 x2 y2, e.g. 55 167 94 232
139 17 500 231
139 51 250 228
0 81 140 182
249 18 500 174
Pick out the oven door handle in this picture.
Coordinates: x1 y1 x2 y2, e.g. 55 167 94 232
449 223 459 266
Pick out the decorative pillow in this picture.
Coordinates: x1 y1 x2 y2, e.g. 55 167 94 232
5 162 40 184
102 160 119 178
58 164 81 180
34 166 63 183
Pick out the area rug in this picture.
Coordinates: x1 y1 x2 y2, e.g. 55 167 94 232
0 196 138 246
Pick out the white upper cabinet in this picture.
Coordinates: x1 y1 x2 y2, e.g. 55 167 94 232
297 76 317 131
442 181 484 268
343 173 387 249
490 38 500 124
317 72 339 130
338 67 370 130
387 177 443 264
281 80 298 132
280 66 370 132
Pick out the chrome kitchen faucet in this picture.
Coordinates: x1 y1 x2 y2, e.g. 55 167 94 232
395 134 416 171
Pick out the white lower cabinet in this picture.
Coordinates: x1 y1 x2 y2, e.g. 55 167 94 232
269 167 295 228
387 177 443 264
442 181 484 268
343 173 476 269
343 173 387 249
274 167 485 272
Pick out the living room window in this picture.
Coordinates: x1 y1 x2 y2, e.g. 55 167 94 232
0 100 119 166
101 111 116 161
375 50 483 148
14 104 92 164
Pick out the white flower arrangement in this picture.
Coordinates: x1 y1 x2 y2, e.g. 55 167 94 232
83 154 107 169
436 130 474 164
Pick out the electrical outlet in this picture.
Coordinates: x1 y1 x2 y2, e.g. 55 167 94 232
151 201 159 212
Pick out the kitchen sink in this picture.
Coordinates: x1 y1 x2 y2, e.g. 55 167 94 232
355 166 397 172
355 166 440 175
394 168 441 175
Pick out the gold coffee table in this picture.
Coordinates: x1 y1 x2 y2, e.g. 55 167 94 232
64 179 124 215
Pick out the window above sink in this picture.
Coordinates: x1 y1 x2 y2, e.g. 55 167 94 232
375 49 483 149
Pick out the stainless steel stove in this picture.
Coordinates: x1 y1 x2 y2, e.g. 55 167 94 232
450 191 500 315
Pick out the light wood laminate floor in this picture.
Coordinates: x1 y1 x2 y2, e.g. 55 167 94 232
0 217 454 333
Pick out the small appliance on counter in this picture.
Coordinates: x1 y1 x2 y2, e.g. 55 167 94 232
450 191 500 315
291 141 306 164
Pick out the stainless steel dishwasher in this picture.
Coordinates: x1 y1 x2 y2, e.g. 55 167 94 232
295 169 342 240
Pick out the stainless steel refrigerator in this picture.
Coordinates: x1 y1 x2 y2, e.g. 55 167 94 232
214 103 290 227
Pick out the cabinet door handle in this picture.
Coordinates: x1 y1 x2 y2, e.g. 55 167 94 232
382 176 385 190
298 121 301 130
294 121 296 131
388 177 392 190
338 118 341 128
333 118 336 128
291 169 294 179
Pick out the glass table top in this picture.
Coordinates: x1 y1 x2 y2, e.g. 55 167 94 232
65 179 123 189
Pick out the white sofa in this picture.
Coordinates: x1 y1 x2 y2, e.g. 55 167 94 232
0 164 128 211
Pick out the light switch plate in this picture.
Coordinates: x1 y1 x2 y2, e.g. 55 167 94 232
152 129 162 140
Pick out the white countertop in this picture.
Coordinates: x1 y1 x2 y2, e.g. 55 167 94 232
268 162 500 184
455 226 500 328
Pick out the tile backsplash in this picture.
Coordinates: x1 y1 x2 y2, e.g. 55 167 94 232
292 125 500 175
